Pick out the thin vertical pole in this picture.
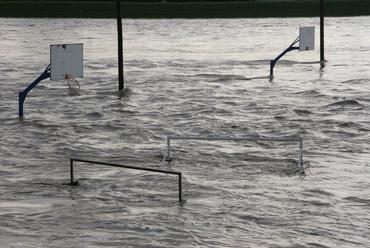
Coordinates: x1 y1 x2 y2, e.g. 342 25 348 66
299 139 303 171
70 158 74 185
167 137 171 161
178 173 182 203
116 0 124 91
320 0 325 65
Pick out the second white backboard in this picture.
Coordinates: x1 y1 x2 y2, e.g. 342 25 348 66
299 27 315 51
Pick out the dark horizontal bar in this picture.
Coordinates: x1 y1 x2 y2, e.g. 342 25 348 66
2 1 370 19
72 158 181 176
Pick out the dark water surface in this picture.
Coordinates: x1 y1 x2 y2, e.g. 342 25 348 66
0 17 369 247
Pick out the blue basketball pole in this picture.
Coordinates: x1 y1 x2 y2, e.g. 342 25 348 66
269 37 300 79
18 65 50 119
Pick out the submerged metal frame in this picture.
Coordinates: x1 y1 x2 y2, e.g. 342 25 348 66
69 158 183 202
18 65 51 119
270 37 300 79
164 135 305 174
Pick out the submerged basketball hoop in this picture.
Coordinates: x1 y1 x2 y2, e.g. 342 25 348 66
270 27 315 78
18 43 83 119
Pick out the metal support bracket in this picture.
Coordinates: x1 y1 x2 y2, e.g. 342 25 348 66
18 65 51 119
270 37 300 79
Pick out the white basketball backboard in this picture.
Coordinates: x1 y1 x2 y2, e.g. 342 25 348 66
299 27 315 51
50 43 83 81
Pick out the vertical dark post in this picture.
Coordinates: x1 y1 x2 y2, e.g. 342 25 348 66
320 0 325 65
70 158 74 185
116 0 124 91
166 137 171 161
178 173 182 203
19 92 24 119
270 60 274 78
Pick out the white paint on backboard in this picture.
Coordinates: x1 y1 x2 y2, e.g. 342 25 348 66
299 27 315 51
50 43 83 81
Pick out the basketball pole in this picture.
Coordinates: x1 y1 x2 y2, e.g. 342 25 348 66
116 0 124 91
320 0 325 66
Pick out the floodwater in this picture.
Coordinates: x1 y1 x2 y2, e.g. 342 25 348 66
0 17 369 247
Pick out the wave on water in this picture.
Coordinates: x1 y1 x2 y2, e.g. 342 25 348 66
191 73 251 82
293 89 327 97
339 78 370 85
326 99 363 108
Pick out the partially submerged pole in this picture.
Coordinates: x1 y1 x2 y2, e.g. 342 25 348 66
116 0 124 91
320 0 325 66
